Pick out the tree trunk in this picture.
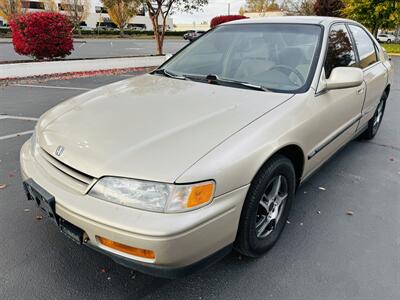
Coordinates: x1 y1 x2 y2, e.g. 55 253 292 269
77 25 82 37
151 15 163 55
372 24 379 38
119 27 124 37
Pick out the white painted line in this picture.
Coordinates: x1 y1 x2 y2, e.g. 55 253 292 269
0 115 38 121
119 74 135 77
78 43 85 48
14 84 91 91
0 130 34 140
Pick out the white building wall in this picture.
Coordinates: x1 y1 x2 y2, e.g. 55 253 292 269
0 1 173 30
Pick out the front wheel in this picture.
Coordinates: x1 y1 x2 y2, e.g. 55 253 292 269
361 92 387 140
235 155 296 257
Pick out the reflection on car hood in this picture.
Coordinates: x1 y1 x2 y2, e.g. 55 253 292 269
37 74 293 182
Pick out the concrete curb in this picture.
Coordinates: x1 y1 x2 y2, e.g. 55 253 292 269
0 55 166 80
388 53 400 57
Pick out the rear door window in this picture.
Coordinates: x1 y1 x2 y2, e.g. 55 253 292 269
348 25 378 69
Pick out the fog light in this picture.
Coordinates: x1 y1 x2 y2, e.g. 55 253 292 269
96 236 155 259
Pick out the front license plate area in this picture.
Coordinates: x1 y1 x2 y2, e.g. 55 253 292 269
59 218 84 245
23 180 58 225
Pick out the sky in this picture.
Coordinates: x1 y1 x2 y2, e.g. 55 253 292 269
172 0 246 24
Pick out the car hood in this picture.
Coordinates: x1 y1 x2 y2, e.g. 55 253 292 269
37 74 293 182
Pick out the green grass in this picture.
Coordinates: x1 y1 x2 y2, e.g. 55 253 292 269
381 43 400 54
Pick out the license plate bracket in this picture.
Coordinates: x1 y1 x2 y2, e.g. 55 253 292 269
23 179 58 225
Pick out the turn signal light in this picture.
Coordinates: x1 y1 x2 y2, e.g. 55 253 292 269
187 182 215 208
96 236 155 259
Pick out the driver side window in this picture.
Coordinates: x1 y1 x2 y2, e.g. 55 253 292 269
324 24 357 78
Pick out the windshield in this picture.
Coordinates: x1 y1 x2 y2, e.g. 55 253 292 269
159 23 322 93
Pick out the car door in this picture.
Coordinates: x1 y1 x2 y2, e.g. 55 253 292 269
347 24 388 129
305 23 366 174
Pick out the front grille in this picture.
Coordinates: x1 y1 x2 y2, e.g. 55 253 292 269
37 147 96 193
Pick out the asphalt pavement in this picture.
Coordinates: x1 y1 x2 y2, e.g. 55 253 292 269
0 60 399 299
0 39 188 62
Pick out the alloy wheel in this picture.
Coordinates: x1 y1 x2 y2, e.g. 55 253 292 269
255 175 288 239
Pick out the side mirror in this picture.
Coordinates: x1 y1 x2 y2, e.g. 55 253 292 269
325 67 364 90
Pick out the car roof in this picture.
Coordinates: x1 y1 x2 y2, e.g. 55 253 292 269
224 16 351 26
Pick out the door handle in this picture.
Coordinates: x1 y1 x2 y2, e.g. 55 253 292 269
357 87 364 95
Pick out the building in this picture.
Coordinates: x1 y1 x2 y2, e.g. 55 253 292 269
0 0 174 31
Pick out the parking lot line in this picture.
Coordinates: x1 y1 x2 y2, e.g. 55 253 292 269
13 84 91 91
0 130 33 140
0 115 39 121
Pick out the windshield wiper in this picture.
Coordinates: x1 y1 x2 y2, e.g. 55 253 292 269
152 68 187 80
184 74 270 92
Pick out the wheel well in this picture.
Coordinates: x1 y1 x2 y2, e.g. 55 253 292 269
271 145 305 188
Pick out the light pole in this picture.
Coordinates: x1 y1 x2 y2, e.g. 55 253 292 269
228 3 230 15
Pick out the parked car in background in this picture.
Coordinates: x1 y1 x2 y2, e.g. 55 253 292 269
377 33 396 43
21 16 392 279
183 30 206 42
80 26 94 32
0 23 9 30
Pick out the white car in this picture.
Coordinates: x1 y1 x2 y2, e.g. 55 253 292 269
21 16 393 278
377 34 396 43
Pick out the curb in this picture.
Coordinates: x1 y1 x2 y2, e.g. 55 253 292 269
0 67 155 85
0 55 166 80
388 53 400 57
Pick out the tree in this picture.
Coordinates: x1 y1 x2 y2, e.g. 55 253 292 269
141 0 208 55
60 0 90 36
239 6 245 15
245 0 280 13
43 0 58 11
0 0 23 21
314 0 344 17
102 0 139 36
343 0 400 37
9 12 73 59
281 0 315 16
210 15 248 28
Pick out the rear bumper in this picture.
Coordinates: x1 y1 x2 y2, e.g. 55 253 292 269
20 139 248 277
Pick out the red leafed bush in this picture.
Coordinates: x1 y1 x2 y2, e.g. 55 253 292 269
9 12 74 60
210 15 249 28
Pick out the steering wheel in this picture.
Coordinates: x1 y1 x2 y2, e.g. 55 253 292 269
267 65 305 87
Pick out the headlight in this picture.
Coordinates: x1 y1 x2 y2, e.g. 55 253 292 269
88 177 215 213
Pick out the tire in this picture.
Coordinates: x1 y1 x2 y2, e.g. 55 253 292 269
361 92 387 140
235 155 296 257
387 39 391 44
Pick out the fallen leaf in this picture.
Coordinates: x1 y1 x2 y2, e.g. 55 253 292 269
318 187 326 191
100 267 108 273
8 172 15 178
286 220 291 224
24 208 30 212
35 215 43 220
346 210 354 216
316 210 321 214
389 157 395 162
107 277 111 280
304 191 307 194
0 184 7 189
300 222 303 226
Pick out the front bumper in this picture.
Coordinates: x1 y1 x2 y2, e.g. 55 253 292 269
20 140 249 277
